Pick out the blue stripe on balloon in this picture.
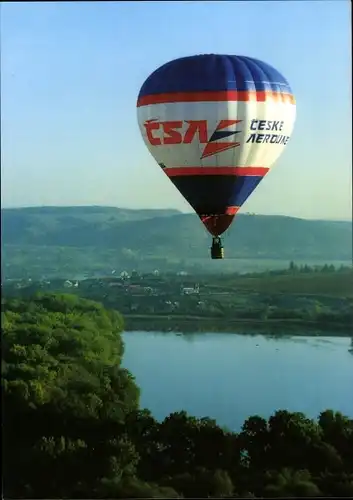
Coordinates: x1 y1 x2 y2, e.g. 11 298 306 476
170 174 264 214
138 54 292 98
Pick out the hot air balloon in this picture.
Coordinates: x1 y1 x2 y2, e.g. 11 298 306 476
137 54 296 259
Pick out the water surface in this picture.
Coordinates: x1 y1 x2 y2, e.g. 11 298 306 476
122 331 353 431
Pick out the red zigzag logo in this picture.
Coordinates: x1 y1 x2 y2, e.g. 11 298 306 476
201 119 242 159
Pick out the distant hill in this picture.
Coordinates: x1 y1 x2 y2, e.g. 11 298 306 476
2 206 352 263
1 205 181 232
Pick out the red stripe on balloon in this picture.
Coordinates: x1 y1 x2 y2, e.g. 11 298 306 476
164 167 269 177
200 207 240 217
137 90 295 107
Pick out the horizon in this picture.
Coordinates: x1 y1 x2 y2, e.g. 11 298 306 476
1 203 351 222
2 1 352 220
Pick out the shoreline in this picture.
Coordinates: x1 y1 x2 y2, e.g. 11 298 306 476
123 314 352 337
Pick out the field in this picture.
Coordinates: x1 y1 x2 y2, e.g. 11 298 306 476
207 271 353 297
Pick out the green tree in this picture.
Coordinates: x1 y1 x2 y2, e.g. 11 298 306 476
264 468 321 497
266 410 323 471
2 294 140 498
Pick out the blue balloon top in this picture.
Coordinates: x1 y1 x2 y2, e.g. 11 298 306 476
138 54 293 98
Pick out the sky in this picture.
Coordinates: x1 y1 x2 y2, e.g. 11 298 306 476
1 0 352 220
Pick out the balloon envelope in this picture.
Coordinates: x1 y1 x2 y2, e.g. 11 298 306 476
137 54 296 236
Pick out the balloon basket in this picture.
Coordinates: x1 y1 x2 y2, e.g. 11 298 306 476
210 237 224 259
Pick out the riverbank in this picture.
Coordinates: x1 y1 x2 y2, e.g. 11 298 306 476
123 314 352 336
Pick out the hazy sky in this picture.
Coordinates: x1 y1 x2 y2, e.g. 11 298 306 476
1 1 352 219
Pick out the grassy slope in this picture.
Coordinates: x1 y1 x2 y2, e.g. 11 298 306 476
205 271 353 297
2 207 351 261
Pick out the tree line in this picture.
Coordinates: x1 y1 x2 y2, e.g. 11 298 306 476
2 293 353 498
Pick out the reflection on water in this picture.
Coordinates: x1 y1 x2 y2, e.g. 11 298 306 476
122 331 353 431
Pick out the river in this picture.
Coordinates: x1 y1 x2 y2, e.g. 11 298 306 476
122 331 353 431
